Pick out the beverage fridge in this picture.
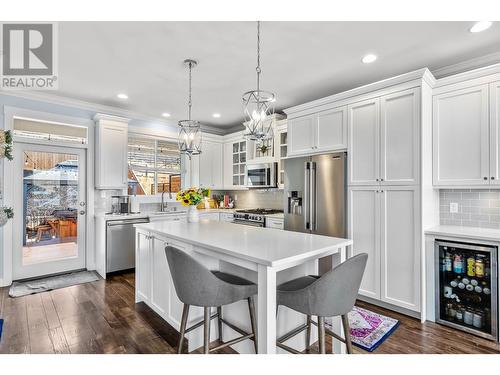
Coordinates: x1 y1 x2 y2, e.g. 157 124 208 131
283 152 346 274
435 240 498 341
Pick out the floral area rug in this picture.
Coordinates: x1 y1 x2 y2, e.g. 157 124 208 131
326 306 399 352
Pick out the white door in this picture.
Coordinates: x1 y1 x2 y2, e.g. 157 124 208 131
380 88 420 185
433 85 490 186
348 98 380 185
489 81 500 184
316 106 347 152
13 143 87 280
288 115 315 155
380 186 420 312
348 186 380 299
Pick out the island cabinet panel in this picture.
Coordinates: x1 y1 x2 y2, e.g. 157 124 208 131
433 84 490 186
135 231 151 303
348 98 380 185
380 187 420 312
348 187 381 300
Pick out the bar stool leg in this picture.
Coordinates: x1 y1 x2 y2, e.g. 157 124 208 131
178 304 190 354
341 314 353 354
305 315 312 352
217 306 223 344
318 316 326 354
203 307 211 354
247 296 258 354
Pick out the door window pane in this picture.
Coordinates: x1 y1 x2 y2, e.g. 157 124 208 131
23 151 79 265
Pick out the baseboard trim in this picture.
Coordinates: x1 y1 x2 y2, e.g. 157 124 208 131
357 295 421 320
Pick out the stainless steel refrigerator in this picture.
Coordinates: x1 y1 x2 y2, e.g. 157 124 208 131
284 152 346 274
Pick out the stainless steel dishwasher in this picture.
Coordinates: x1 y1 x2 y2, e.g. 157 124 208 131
106 217 150 273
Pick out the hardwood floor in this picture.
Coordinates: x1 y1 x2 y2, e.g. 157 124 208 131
0 271 499 354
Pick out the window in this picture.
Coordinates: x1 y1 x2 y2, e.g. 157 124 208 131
127 136 181 195
13 118 88 144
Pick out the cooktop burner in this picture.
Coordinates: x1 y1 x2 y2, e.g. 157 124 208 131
235 208 284 215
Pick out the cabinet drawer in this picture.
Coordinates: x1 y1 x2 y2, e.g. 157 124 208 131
266 218 284 229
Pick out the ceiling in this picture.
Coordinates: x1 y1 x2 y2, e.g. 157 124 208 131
53 21 500 132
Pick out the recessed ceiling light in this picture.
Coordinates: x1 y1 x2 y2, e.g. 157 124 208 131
470 21 492 33
117 93 128 99
212 113 221 118
161 112 171 118
362 54 377 64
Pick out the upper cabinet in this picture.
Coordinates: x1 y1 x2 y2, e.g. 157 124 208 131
223 136 247 189
198 140 223 190
349 88 420 186
288 106 347 157
433 84 490 186
95 114 129 190
489 81 500 185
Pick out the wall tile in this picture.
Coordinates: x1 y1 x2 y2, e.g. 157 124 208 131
440 188 500 229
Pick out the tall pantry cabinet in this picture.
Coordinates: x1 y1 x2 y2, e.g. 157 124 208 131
346 71 437 317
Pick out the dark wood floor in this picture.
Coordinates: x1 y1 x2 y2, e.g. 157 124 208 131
0 271 499 354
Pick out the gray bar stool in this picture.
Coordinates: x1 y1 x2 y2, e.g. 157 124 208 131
165 245 258 354
276 253 368 354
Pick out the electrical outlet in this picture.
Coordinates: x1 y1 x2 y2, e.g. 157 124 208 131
450 202 459 213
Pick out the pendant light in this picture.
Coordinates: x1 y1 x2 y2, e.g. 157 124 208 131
178 59 202 158
242 21 276 143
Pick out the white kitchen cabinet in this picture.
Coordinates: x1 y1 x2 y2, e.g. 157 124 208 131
199 140 223 189
219 212 234 222
433 84 490 186
380 89 420 185
135 231 151 303
288 106 347 157
380 186 420 312
94 114 129 189
225 138 247 188
349 186 420 312
348 187 380 300
198 211 220 221
349 89 420 186
265 217 284 230
489 81 500 185
348 98 380 185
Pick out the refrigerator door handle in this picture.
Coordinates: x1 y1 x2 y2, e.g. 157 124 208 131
310 161 317 231
304 161 310 230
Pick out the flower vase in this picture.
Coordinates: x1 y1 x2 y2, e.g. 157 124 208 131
187 205 199 223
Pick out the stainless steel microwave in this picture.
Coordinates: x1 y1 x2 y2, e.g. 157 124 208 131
246 162 278 188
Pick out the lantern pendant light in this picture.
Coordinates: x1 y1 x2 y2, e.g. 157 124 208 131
178 59 202 158
242 21 276 143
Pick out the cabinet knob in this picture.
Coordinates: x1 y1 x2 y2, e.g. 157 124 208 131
491 177 495 180
380 178 384 181
484 177 488 180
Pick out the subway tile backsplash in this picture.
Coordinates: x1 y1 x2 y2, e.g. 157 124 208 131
213 190 284 210
440 189 500 229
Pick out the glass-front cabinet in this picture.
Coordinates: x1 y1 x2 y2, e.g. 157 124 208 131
232 140 247 187
276 119 288 189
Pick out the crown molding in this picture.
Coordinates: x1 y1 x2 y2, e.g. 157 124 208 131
431 51 500 79
433 62 500 89
0 90 225 135
283 68 434 116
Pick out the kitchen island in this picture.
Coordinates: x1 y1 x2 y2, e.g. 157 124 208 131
134 219 352 354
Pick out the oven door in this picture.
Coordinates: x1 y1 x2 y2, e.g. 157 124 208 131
232 219 265 227
246 163 277 188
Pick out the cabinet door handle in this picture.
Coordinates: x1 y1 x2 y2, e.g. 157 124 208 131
484 177 488 180
491 176 495 180
380 178 384 182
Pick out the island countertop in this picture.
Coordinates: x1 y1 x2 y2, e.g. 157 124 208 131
135 220 352 268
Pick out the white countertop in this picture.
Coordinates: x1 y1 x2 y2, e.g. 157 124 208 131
135 220 351 267
425 225 500 242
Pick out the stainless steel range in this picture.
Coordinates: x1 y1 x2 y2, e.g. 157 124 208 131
233 208 284 227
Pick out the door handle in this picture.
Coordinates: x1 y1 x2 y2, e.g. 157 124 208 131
310 161 317 232
304 161 310 230
79 210 86 215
